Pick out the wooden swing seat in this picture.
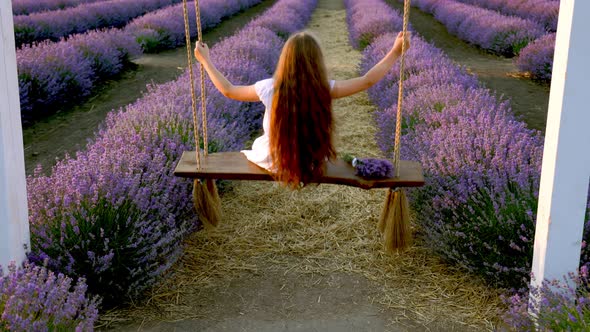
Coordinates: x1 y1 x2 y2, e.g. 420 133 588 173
174 151 424 190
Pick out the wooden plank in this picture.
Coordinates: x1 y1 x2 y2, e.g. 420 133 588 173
174 151 424 190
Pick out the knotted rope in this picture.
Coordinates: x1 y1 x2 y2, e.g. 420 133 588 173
181 0 209 169
393 0 411 176
181 0 201 168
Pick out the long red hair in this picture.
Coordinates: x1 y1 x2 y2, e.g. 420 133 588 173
269 31 335 189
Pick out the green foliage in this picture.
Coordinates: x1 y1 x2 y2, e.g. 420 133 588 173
358 33 374 50
136 35 162 53
437 180 537 288
38 198 142 307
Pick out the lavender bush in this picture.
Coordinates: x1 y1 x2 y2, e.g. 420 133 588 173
16 0 263 124
126 0 262 53
0 262 99 331
455 0 559 31
13 0 183 47
17 39 95 123
12 0 107 16
516 33 556 82
27 0 317 306
345 0 557 288
345 0 402 49
503 267 590 331
245 0 319 39
17 29 141 124
413 0 545 56
361 33 478 111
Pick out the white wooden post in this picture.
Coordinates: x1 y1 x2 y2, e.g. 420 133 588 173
0 0 30 273
530 0 590 293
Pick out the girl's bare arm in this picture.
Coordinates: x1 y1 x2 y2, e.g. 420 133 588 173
331 31 410 99
194 42 259 102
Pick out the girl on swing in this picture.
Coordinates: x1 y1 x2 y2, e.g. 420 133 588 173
194 31 410 189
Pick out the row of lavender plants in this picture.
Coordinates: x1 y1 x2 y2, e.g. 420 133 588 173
347 0 590 328
17 0 262 124
125 0 262 52
412 0 545 56
347 0 544 289
516 33 556 81
25 0 316 320
12 0 107 16
0 262 99 331
454 0 559 31
14 0 182 47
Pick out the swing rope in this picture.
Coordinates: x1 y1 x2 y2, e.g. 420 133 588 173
181 0 201 169
193 0 209 157
394 0 410 177
182 0 210 170
378 0 413 252
183 0 411 175
182 0 221 228
179 0 418 245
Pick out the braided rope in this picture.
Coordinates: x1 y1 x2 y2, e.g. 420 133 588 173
181 0 201 169
194 0 209 156
393 0 411 177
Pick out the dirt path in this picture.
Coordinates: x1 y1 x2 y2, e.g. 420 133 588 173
21 0 275 176
386 0 550 132
102 1 501 331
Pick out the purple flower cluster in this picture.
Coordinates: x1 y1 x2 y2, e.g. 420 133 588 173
16 0 261 124
504 267 590 330
13 0 183 47
0 262 99 331
126 0 262 52
346 0 550 288
516 33 556 81
11 0 107 16
413 0 545 56
354 158 394 178
455 0 559 31
245 0 317 38
345 0 402 49
27 0 317 306
17 29 141 124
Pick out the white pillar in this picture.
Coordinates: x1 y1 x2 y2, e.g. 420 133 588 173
530 0 590 291
0 0 30 273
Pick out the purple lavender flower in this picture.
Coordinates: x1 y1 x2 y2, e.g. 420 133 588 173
126 0 264 53
503 272 590 331
17 39 95 123
17 28 140 123
13 0 184 47
12 0 105 16
516 33 555 81
344 0 403 49
0 262 99 332
454 0 559 31
352 158 394 178
413 0 546 56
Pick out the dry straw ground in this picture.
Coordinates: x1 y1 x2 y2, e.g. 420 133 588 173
101 1 504 330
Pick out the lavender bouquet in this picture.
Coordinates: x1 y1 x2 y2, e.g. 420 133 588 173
342 153 394 178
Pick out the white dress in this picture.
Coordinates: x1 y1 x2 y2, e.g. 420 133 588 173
241 78 335 171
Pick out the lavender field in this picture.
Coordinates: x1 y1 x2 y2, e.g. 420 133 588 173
5 0 584 330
